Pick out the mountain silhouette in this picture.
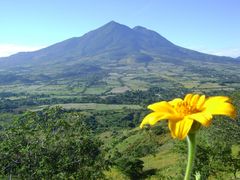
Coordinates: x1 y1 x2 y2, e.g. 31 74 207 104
0 21 236 67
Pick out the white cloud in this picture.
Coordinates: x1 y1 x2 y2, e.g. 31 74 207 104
189 46 240 58
205 48 240 58
0 44 45 58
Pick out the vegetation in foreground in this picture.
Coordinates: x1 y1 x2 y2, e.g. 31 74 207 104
0 89 239 179
0 21 239 179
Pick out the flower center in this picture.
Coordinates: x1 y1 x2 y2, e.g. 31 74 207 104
175 102 199 116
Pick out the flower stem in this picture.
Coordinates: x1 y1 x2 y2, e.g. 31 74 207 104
184 133 196 180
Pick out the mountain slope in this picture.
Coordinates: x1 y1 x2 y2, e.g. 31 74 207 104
0 21 176 66
0 21 236 68
0 21 239 94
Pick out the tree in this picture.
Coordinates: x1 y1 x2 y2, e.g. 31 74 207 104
0 107 109 179
115 157 144 180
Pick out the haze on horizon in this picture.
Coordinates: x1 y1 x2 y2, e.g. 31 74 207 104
0 0 240 58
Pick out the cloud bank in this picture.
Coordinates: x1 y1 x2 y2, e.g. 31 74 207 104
0 44 45 58
192 47 240 58
206 48 240 58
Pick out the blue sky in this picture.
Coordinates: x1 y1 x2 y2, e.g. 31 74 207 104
0 0 240 57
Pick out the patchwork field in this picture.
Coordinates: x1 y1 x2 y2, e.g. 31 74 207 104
0 55 240 179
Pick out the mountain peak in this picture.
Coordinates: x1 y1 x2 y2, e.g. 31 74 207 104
106 20 120 25
0 21 235 68
102 21 126 28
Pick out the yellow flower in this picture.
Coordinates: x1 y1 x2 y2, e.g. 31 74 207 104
140 94 236 140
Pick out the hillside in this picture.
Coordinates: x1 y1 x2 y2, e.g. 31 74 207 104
0 21 237 67
0 21 239 98
0 21 240 179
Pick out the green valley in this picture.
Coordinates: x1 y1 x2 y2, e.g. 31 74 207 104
0 21 239 179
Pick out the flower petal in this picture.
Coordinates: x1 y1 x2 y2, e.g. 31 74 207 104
188 112 212 126
140 112 168 128
204 103 236 118
148 101 176 114
196 95 206 110
168 98 183 107
190 94 200 107
168 117 194 140
184 94 193 104
204 96 230 107
203 96 236 118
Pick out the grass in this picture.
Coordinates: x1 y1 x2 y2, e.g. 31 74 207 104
232 144 240 157
110 86 131 93
105 168 129 180
55 103 142 110
141 144 180 171
105 127 184 179
29 103 143 111
84 86 109 94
